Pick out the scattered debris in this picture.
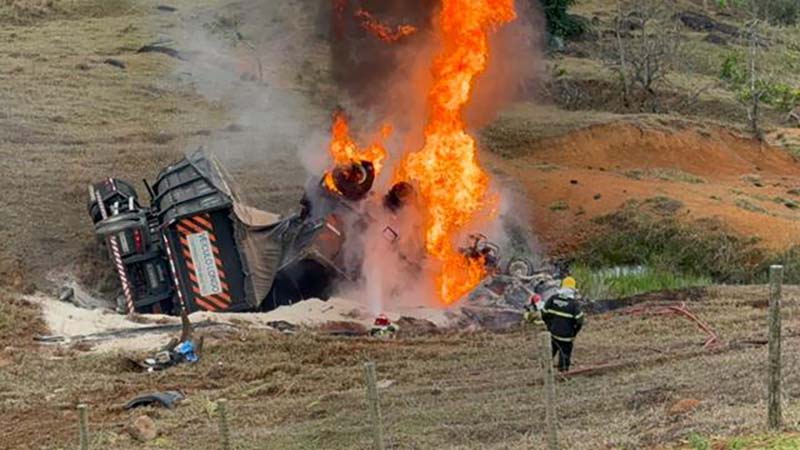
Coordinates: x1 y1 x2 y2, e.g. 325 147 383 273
58 287 74 303
103 58 126 69
460 306 522 331
124 391 185 410
35 320 224 345
266 321 297 334
137 311 204 372
396 316 438 336
137 44 184 60
128 415 157 442
318 321 368 336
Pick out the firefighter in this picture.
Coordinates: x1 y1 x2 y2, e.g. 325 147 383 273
541 277 584 372
523 293 543 324
370 314 399 338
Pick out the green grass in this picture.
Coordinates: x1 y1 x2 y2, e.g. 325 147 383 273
675 433 800 450
572 265 711 300
577 206 765 283
578 205 800 285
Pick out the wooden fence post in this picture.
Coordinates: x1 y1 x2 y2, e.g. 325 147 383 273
364 362 386 450
217 399 231 450
540 331 559 450
78 404 89 450
768 265 784 430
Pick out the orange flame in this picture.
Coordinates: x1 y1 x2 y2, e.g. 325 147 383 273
324 111 389 192
355 9 417 43
397 0 516 304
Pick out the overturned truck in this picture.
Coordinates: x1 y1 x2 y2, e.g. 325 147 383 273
89 150 352 314
90 150 547 316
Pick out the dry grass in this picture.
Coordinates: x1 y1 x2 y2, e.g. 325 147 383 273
4 286 800 449
0 0 223 288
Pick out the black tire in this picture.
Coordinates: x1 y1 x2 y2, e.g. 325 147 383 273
88 179 140 224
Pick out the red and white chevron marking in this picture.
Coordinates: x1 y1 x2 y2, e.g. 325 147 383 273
163 233 187 311
108 236 134 314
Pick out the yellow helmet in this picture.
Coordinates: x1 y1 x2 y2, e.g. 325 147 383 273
561 276 577 290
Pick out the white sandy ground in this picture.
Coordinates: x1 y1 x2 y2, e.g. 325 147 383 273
23 293 460 354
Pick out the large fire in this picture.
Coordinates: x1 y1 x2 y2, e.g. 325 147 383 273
326 0 517 305
398 0 516 304
324 111 389 193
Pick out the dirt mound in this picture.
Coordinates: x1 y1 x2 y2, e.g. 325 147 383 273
487 121 800 253
515 122 800 178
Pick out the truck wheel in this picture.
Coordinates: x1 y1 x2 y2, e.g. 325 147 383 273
506 257 534 278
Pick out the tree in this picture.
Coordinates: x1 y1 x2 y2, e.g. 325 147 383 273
607 1 682 113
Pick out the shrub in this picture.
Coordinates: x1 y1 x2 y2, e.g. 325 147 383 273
538 0 586 40
753 0 800 26
577 207 765 283
719 52 800 112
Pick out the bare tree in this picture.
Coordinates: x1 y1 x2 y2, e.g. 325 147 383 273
741 20 770 141
607 1 682 113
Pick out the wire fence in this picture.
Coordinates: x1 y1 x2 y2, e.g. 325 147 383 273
66 266 800 450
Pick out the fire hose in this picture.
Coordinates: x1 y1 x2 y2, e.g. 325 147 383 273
620 301 720 349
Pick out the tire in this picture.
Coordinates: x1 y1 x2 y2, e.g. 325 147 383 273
506 256 535 278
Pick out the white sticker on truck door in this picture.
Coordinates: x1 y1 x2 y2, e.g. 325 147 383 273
187 231 223 297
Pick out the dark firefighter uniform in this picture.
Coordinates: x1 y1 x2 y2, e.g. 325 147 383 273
541 280 584 372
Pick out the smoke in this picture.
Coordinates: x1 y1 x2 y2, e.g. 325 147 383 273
170 1 332 212
173 0 545 311
316 0 546 312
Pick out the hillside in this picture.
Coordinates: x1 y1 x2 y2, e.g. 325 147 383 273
3 0 800 449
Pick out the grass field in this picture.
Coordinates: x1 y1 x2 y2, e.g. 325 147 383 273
4 286 800 449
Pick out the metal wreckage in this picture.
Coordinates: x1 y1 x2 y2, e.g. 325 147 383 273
88 149 561 317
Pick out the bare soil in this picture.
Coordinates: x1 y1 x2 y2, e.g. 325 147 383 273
486 117 800 254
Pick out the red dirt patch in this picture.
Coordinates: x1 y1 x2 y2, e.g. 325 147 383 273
488 122 800 253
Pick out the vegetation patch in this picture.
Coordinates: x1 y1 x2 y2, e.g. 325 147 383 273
735 198 767 213
740 174 764 187
572 265 711 300
578 205 800 285
533 163 562 172
624 168 706 184
578 206 762 283
773 197 799 209
643 196 685 215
